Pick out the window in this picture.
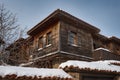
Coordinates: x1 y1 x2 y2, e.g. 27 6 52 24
46 32 52 45
68 31 77 45
93 42 101 49
38 37 43 48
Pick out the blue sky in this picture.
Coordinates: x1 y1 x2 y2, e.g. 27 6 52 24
1 0 120 38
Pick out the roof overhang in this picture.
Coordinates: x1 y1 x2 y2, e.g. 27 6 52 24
109 36 120 44
27 9 100 36
59 60 120 74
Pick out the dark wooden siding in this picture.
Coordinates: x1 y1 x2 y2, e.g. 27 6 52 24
93 49 120 60
32 22 60 58
60 21 93 57
109 42 120 55
92 34 120 56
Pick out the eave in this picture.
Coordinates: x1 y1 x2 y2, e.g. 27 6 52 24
59 60 120 75
92 33 108 42
27 9 100 36
62 67 120 75
109 36 120 44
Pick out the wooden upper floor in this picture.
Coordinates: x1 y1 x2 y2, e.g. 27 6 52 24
3 9 120 67
26 9 120 60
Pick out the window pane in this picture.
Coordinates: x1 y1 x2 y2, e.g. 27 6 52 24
46 32 52 45
68 31 77 45
38 37 43 48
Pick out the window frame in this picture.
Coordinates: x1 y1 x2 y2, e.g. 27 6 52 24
46 32 52 46
38 36 44 49
68 31 78 46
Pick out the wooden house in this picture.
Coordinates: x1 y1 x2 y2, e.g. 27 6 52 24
5 9 120 80
6 38 29 65
25 9 120 68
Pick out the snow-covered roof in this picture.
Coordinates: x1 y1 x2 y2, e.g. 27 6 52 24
59 60 120 73
0 66 72 78
94 47 111 52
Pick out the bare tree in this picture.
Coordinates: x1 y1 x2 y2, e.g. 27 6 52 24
6 25 30 65
0 4 19 63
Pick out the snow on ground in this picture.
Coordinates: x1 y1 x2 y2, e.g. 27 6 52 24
0 66 72 78
59 60 120 72
94 47 111 52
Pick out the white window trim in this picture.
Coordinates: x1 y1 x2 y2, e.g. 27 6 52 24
46 44 52 48
38 48 43 51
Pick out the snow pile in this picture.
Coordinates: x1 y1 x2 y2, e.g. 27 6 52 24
0 66 72 78
59 60 120 73
94 47 111 52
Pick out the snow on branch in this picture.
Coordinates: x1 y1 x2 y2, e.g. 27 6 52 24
0 66 72 80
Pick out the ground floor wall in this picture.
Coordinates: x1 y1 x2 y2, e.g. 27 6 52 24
66 71 119 80
26 52 92 68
